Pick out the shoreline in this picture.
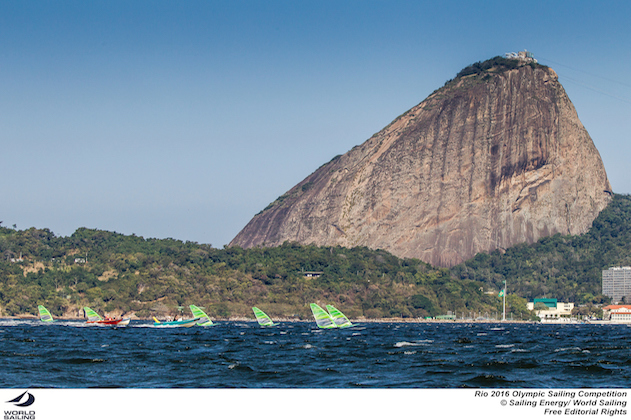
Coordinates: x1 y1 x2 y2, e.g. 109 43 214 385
6 315 625 324
9 314 533 323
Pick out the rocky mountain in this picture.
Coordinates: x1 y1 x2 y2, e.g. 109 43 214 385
230 57 612 267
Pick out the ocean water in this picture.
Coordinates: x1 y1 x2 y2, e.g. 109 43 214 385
1 320 629 388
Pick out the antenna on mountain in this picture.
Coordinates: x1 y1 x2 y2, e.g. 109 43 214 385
505 50 537 63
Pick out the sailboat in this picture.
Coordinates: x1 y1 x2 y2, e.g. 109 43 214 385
189 305 214 326
38 305 54 322
84 307 130 327
252 307 277 326
310 303 337 329
326 304 353 328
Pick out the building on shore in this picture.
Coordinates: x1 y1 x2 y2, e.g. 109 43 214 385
602 305 631 322
602 267 631 304
527 298 574 320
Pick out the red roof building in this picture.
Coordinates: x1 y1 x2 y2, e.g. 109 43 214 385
602 305 631 322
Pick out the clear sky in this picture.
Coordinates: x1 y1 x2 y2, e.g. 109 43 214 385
1 0 629 247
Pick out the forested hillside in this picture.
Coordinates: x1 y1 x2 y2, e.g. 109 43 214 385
2 194 629 321
0 228 504 320
453 194 631 306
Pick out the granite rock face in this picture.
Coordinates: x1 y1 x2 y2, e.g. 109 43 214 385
230 63 612 267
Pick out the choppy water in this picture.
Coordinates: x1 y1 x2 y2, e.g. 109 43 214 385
1 320 629 388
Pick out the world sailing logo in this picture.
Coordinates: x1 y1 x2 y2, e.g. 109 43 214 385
4 391 36 420
6 391 35 407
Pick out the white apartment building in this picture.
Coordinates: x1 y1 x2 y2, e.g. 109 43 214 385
602 267 631 304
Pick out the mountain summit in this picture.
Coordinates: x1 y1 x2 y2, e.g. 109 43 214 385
230 57 612 267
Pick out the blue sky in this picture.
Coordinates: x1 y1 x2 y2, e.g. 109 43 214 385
1 1 630 247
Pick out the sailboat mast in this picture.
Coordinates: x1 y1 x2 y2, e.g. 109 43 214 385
502 280 506 321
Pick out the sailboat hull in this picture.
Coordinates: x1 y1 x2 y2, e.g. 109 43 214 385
87 318 131 327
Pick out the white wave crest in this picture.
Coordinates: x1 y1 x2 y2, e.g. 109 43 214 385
554 347 582 352
394 340 431 348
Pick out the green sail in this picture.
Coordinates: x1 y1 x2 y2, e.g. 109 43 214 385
189 305 213 326
38 305 54 322
252 307 276 326
326 305 352 328
310 303 337 329
84 307 103 322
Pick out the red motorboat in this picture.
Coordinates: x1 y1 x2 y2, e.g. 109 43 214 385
84 306 130 327
88 317 131 327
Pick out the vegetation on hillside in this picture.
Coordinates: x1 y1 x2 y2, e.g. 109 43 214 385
457 56 521 78
441 55 548 88
452 194 630 306
0 227 505 320
2 194 627 321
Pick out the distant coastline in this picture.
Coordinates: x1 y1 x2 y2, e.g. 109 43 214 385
7 314 627 324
